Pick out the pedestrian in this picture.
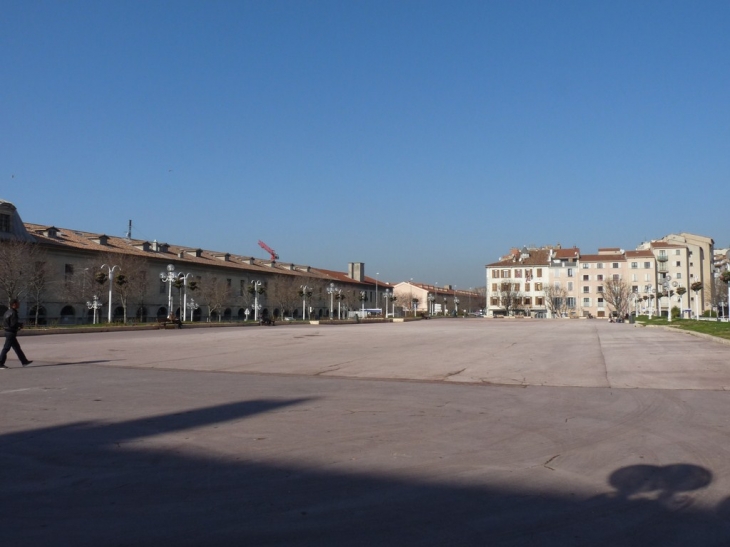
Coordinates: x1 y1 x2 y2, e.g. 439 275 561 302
1 300 32 369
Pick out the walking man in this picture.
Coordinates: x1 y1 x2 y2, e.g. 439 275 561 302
1 300 32 369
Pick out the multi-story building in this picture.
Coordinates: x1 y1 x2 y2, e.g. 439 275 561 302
485 246 550 317
548 247 580 317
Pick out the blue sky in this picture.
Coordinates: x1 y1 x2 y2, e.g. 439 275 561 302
2 1 729 288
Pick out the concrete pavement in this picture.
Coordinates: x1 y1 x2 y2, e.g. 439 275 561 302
1 319 730 545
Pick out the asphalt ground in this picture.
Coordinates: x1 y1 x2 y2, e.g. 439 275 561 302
2 319 730 546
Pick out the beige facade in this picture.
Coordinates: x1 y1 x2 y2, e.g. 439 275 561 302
0 201 382 323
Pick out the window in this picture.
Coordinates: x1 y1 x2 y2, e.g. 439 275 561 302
515 269 523 278
582 263 590 269
632 286 638 293
536 268 543 277
567 297 576 308
523 297 532 306
645 274 651 282
597 274 604 281
631 262 638 269
597 286 603 293
613 274 620 281
583 286 590 293
64 264 74 281
597 263 604 269
535 297 544 306
491 283 497 291
675 261 681 267
534 282 543 291
597 298 604 306
525 269 533 279
644 262 651 269
567 268 573 277
513 283 520 292
492 270 499 279
525 283 531 292
502 270 510 278
690 262 694 267
675 249 681 255
567 282 573 291
491 297 499 306
0 214 10 233
226 278 232 288
583 297 591 306
631 274 637 282
583 275 589 281
676 273 682 279
612 263 619 269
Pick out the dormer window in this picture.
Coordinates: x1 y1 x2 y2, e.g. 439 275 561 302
0 213 10 233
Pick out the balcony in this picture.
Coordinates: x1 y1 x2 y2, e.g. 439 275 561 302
657 255 668 262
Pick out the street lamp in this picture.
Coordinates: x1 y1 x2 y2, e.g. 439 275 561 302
100 263 120 322
454 296 460 316
334 288 344 319
383 289 391 318
326 283 336 320
160 264 176 317
300 285 312 320
187 298 199 322
375 272 379 310
86 295 102 325
663 275 672 323
250 280 263 321
359 291 367 315
427 293 435 315
180 273 195 322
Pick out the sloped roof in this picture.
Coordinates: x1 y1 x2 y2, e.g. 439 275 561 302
486 249 550 268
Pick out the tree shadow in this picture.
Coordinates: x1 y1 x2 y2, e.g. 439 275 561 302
1 400 728 546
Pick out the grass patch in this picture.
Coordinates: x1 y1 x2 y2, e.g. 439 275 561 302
635 316 730 340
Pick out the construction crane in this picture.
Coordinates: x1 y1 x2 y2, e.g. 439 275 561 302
258 240 279 261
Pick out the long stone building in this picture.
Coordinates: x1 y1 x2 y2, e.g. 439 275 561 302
0 200 387 324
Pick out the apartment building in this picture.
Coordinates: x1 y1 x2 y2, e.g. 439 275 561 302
548 247 580 317
485 247 550 317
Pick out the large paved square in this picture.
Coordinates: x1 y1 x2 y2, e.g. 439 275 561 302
2 320 730 545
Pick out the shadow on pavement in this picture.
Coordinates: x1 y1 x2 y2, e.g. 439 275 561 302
1 399 729 546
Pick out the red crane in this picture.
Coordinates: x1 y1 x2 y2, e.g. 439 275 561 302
258 240 279 261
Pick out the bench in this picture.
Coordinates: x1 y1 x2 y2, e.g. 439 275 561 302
157 317 182 329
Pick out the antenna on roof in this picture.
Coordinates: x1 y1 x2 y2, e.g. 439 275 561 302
125 220 132 239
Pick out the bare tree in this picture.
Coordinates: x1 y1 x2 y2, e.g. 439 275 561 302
96 252 151 323
199 275 232 321
266 276 301 319
602 278 632 318
543 283 568 318
0 239 43 305
498 280 523 316
26 249 51 325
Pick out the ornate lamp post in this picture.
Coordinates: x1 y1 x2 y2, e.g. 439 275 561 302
159 264 176 317
454 296 460 316
359 291 367 315
663 275 672 322
187 298 199 322
327 283 336 320
427 293 435 315
100 263 120 322
691 281 704 320
383 289 391 317
248 281 264 321
86 295 103 325
179 273 195 322
299 285 312 321
334 288 344 319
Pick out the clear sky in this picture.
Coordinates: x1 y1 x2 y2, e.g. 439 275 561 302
2 1 729 289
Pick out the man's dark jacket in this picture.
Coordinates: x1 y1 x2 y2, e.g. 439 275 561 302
2 308 21 335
